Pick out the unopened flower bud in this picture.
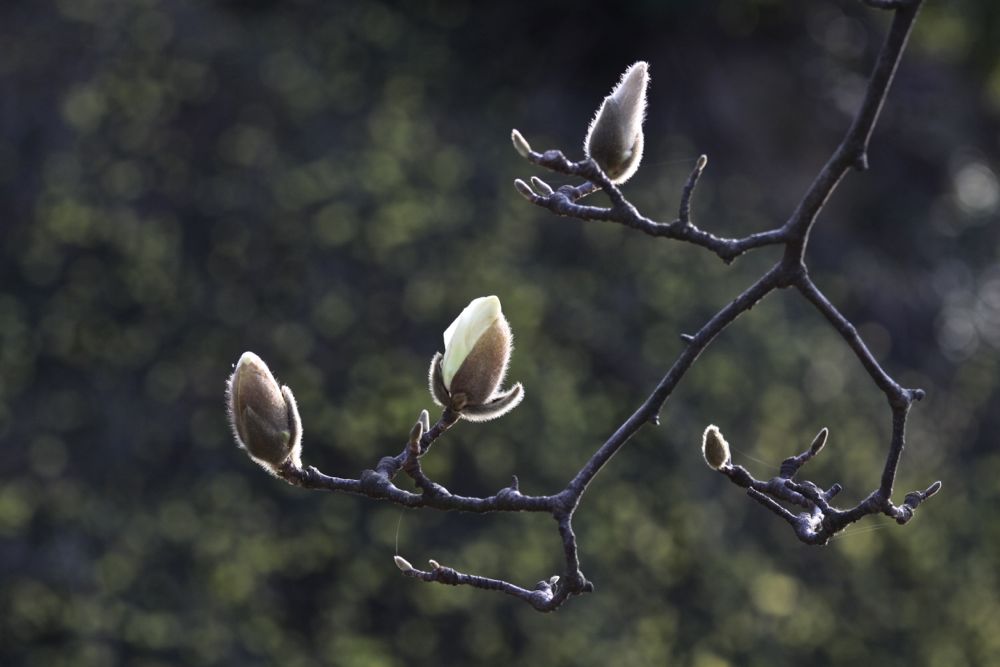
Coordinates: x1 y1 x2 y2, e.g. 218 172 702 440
511 128 533 158
584 61 649 184
226 351 302 472
429 296 524 422
702 424 730 470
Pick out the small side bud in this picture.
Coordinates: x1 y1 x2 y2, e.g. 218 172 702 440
419 409 431 434
530 176 554 196
513 178 536 200
810 428 829 455
394 555 414 572
428 559 442 569
409 419 424 446
408 417 424 456
696 154 708 171
702 424 730 470
511 129 532 158
924 480 942 497
584 61 649 184
226 352 303 473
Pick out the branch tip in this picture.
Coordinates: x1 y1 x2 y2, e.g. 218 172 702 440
530 176 554 196
394 555 414 572
513 178 536 200
511 128 532 158
810 427 829 455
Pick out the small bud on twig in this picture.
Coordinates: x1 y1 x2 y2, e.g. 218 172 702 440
428 559 441 570
394 555 414 572
702 424 731 470
810 427 829 455
511 128 532 158
513 178 536 200
584 61 649 184
530 176 554 196
408 417 425 456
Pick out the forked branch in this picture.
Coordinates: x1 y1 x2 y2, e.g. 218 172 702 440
230 0 938 611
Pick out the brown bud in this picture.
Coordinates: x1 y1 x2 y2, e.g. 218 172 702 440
226 351 302 472
702 424 730 470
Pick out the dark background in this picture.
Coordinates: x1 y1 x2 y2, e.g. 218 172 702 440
2 1 999 665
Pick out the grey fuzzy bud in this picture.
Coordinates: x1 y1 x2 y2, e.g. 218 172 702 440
530 176 554 196
394 555 414 572
227 352 302 472
513 178 536 200
809 428 829 455
511 129 533 158
702 424 730 470
584 61 649 184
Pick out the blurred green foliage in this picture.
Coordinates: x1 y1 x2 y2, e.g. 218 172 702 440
1 0 999 665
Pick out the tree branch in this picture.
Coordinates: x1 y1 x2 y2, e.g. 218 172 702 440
233 0 939 611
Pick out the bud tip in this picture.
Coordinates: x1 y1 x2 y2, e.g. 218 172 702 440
511 129 532 158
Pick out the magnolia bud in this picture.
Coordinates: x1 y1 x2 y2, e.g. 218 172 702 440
394 555 414 572
226 351 302 472
511 128 533 158
584 61 649 184
702 424 730 470
429 296 524 422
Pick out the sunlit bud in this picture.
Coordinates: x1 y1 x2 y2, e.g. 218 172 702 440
428 559 442 569
226 352 302 473
702 424 730 470
394 555 414 572
511 128 533 158
513 178 535 200
584 61 649 184
429 296 524 421
810 427 829 455
530 176 554 196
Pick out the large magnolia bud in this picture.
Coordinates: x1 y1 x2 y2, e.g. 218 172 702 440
584 61 649 184
226 351 302 472
429 296 524 422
